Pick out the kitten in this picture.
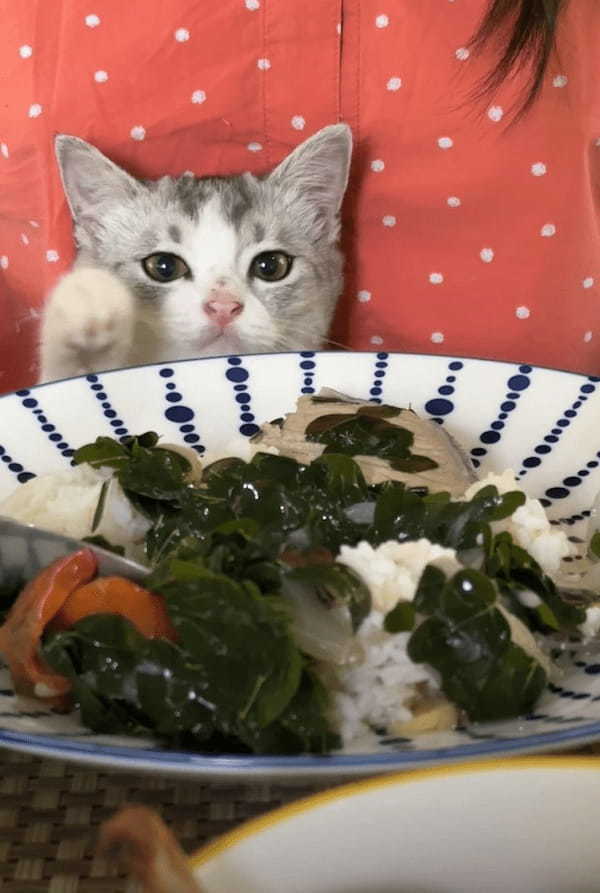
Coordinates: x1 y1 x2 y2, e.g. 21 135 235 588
38 124 352 382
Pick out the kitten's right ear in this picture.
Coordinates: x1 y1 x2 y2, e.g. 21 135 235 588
54 135 140 220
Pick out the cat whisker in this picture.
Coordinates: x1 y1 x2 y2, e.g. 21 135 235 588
319 337 353 351
270 321 354 353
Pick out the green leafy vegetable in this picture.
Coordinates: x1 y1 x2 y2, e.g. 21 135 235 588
372 482 526 553
72 436 130 471
91 480 109 532
589 531 600 562
305 412 438 472
486 531 586 633
74 433 192 506
42 560 336 753
407 567 547 721
384 601 416 633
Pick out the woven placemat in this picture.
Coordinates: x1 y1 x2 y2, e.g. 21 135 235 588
0 750 339 893
1 746 599 892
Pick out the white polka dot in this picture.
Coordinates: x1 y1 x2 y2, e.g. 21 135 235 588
430 331 445 344
0 256 8 270
191 90 206 104
455 47 470 60
382 215 396 227
370 335 384 345
540 223 556 237
553 74 568 88
584 330 593 343
257 58 271 70
583 277 595 289
247 142 263 152
85 14 100 27
531 162 547 176
0 143 8 159
386 77 402 91
336 22 342 35
595 139 600 148
19 45 32 59
94 70 108 83
20 233 29 246
480 247 495 263
29 220 39 228
46 249 59 262
357 290 372 303
437 136 453 149
375 14 389 28
370 159 385 172
429 273 444 284
174 28 190 42
447 196 461 208
291 115 305 130
487 105 504 122
28 103 42 118
515 305 530 319
245 0 260 8
130 125 146 141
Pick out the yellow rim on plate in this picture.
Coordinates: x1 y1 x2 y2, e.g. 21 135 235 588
190 754 600 869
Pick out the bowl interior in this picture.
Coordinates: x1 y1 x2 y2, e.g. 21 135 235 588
191 757 600 893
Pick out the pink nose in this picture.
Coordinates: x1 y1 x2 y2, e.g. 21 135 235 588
203 296 243 328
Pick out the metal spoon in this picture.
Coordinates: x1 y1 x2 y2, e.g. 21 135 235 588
0 515 150 584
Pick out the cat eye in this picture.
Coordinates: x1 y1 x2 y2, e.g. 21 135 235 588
142 253 190 283
249 251 293 282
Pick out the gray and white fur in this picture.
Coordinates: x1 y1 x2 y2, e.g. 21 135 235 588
39 124 352 382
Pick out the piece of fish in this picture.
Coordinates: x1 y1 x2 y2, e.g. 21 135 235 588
252 390 477 497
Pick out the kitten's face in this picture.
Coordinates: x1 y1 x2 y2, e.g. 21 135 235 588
55 126 352 356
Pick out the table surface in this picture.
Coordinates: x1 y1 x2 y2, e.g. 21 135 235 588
1 745 598 892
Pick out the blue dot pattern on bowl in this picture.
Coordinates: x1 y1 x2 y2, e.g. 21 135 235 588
15 389 74 464
468 365 532 468
85 375 130 441
369 353 389 403
543 441 600 507
425 360 465 425
159 367 205 453
518 376 600 481
0 442 35 483
225 356 260 437
299 351 316 395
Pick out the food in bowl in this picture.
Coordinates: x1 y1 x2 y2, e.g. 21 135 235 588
0 391 597 755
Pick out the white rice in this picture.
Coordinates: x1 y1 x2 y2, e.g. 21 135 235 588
337 538 461 613
0 464 151 555
463 469 574 575
325 613 439 746
327 538 462 744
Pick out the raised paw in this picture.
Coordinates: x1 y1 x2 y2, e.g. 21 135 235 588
39 267 135 382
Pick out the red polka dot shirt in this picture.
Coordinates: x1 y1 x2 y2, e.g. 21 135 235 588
0 0 599 392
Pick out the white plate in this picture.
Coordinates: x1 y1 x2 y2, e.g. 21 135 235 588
1 351 600 778
191 756 600 892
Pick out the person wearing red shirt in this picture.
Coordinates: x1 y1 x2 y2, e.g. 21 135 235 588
0 0 598 392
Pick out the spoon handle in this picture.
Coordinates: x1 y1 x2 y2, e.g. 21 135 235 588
0 515 149 583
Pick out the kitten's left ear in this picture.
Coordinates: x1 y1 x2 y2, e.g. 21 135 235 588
268 124 353 228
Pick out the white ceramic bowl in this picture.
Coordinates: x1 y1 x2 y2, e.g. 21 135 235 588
191 757 600 893
0 351 600 778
